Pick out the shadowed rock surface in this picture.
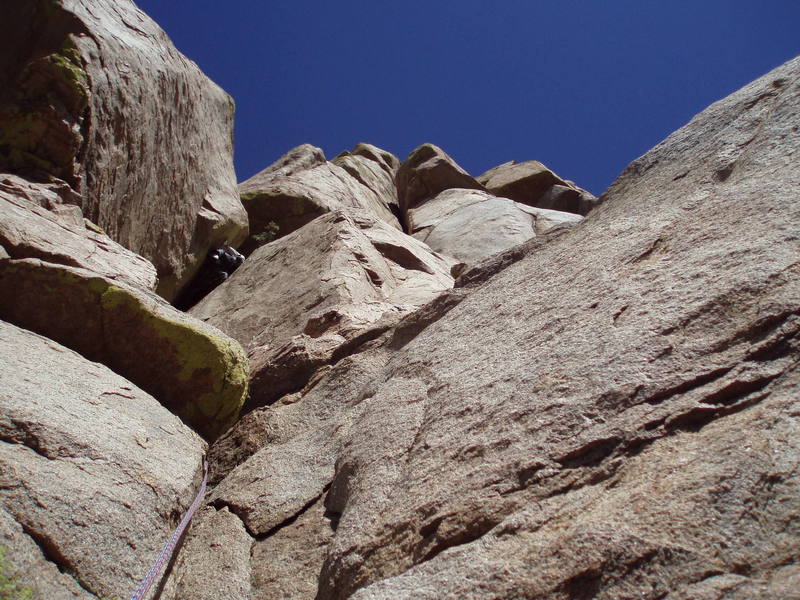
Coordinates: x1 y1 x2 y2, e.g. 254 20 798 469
0 320 206 599
477 160 598 214
238 144 402 256
0 0 248 300
167 57 800 599
408 188 583 265
395 143 485 219
190 209 455 411
0 259 248 440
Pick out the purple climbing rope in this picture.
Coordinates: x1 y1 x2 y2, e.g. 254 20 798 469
130 459 208 600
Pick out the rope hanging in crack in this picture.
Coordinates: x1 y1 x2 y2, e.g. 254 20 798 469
130 459 208 600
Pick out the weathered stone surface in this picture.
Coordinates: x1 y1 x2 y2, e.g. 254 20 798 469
395 143 484 216
0 320 206 599
0 0 248 300
477 160 598 214
0 507 86 599
160 506 253 600
191 209 454 410
0 174 158 290
177 57 800 599
248 495 334 600
408 188 582 265
239 145 401 255
333 143 401 222
0 259 248 440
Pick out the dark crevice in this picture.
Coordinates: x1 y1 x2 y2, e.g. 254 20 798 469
556 436 622 469
211 483 331 542
17 521 100 598
416 513 500 565
641 367 733 406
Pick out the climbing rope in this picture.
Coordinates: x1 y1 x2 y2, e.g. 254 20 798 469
130 459 208 600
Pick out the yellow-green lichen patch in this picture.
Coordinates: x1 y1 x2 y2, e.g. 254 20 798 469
99 283 248 439
2 259 247 441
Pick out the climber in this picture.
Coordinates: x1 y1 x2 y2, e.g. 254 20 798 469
173 245 246 311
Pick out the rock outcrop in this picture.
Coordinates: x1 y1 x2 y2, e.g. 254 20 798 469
190 209 455 410
0 320 207 599
0 174 158 290
0 258 248 441
407 188 582 265
395 143 485 217
333 143 402 221
238 144 402 255
477 160 598 214
168 57 800 599
3 2 797 598
0 0 248 300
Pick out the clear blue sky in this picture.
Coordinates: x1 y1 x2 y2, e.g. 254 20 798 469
135 0 799 196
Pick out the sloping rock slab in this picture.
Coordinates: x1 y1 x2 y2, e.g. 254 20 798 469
0 0 247 300
0 259 248 440
310 55 800 599
190 209 455 409
0 174 157 291
477 160 597 214
0 320 206 599
239 144 401 255
408 188 582 265
395 143 484 215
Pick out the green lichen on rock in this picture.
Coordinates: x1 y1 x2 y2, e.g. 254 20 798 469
0 259 248 441
0 545 33 600
0 32 89 179
99 283 248 439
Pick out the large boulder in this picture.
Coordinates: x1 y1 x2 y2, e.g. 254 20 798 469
0 258 248 440
238 144 402 255
408 188 582 265
395 143 484 217
477 160 598 214
0 320 206 599
0 174 158 291
190 209 455 410
171 57 800 598
0 0 248 300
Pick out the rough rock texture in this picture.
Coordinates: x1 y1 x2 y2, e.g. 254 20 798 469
238 144 401 255
395 143 485 216
0 174 158 290
477 160 598 214
408 188 582 265
0 259 248 440
172 57 800 599
191 209 455 410
160 506 253 600
0 320 206 599
0 0 248 300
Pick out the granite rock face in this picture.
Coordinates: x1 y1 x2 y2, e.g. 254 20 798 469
239 144 401 255
0 174 158 290
190 209 455 411
0 258 248 440
0 320 206 599
168 57 800 599
477 160 598 214
408 188 582 265
395 143 484 217
0 0 248 300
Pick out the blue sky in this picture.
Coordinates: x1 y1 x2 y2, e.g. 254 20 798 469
135 0 799 196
